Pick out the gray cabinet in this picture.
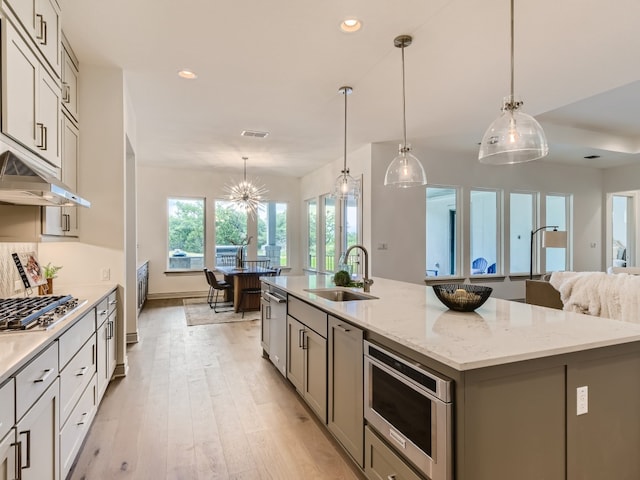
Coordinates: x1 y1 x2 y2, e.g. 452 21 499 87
364 426 423 480
96 290 117 401
0 428 16 480
137 261 149 313
286 296 327 422
328 315 364 467
16 378 60 480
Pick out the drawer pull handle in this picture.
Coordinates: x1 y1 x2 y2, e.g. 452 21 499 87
33 368 53 384
109 300 117 305
76 366 88 376
335 324 351 333
99 309 108 316
387 475 397 480
77 412 88 426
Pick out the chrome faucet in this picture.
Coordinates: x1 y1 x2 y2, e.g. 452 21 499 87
343 244 374 293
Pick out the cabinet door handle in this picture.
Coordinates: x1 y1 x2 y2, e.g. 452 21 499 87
335 324 351 333
19 430 31 469
301 331 308 350
35 123 45 149
36 14 45 42
108 320 115 339
12 440 22 480
33 368 53 384
76 366 88 376
298 329 303 348
62 83 71 103
42 124 47 150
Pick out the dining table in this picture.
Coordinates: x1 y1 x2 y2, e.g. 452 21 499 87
216 265 276 313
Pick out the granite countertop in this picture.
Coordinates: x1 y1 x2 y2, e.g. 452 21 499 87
0 284 117 385
263 275 640 371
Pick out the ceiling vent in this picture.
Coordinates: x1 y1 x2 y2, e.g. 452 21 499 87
241 130 269 138
583 155 601 159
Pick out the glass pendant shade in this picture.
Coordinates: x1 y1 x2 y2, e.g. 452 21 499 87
384 144 426 188
479 98 549 165
334 170 359 198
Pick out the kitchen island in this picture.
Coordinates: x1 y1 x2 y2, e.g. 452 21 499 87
262 274 640 480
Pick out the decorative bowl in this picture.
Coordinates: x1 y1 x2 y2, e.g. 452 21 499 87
432 284 493 312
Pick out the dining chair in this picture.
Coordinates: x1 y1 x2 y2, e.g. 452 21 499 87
217 254 237 267
242 259 270 269
471 257 488 274
203 268 233 312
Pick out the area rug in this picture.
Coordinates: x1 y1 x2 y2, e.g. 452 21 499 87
183 297 261 326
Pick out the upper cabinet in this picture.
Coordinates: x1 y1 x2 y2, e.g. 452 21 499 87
1 19 61 168
61 35 78 122
2 0 61 77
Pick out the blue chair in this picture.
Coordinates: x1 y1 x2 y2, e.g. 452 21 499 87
471 257 488 274
487 263 496 274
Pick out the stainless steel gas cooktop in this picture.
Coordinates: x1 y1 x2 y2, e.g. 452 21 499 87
0 295 86 332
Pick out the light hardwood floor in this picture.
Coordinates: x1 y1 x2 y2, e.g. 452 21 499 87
70 299 365 480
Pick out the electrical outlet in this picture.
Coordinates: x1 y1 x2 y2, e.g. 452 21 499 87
577 386 588 415
14 280 23 292
101 268 111 281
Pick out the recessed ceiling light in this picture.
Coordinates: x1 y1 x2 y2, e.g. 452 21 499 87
178 69 197 80
340 18 362 33
241 130 269 138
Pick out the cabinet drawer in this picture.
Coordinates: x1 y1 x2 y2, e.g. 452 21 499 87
364 426 424 480
59 309 95 369
288 296 327 338
0 379 14 440
96 290 117 327
15 341 58 421
60 375 97 479
60 335 96 426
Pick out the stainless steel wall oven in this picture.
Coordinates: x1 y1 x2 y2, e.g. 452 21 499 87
364 340 453 480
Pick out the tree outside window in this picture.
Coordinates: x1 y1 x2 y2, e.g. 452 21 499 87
167 197 205 270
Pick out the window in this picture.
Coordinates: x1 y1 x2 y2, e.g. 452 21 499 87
167 197 205 271
545 194 570 272
322 195 337 272
258 202 288 267
470 189 500 275
510 192 536 274
214 200 247 267
307 199 317 269
426 187 459 277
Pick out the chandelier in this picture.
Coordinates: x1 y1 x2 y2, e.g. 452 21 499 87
225 156 267 216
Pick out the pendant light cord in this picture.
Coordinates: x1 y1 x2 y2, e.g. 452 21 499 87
343 88 348 173
510 0 515 102
242 156 248 182
401 43 408 150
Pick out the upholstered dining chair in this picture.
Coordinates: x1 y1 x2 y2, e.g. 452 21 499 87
203 268 233 312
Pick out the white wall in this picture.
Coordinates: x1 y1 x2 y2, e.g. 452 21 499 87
137 165 300 297
370 142 604 299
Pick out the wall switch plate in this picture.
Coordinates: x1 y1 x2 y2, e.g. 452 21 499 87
577 386 588 415
101 268 111 281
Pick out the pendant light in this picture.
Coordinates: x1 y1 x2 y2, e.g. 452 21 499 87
225 156 268 217
384 35 427 188
478 0 548 164
333 86 360 199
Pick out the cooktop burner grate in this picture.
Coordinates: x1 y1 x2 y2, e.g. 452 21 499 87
0 295 82 331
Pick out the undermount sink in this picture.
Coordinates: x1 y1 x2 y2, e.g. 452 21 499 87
304 288 378 302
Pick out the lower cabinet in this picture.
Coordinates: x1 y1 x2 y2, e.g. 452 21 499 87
286 314 327 422
96 291 117 401
328 315 364 467
137 261 149 313
365 426 423 480
17 378 60 480
60 377 97 478
0 429 16 480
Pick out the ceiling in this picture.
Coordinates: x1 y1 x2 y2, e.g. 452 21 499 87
59 0 640 177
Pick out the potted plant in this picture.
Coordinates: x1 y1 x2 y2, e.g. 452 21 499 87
40 263 62 294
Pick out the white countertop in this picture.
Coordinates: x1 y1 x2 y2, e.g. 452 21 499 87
0 284 117 384
264 275 640 371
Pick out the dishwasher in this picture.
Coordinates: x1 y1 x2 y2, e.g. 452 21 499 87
261 284 287 377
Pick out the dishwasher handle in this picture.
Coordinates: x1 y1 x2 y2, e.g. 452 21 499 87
264 292 286 303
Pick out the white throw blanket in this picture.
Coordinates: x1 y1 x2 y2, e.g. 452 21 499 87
549 271 640 322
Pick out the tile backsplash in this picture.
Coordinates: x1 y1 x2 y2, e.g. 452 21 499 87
0 242 38 296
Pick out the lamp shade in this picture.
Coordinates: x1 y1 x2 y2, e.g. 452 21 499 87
384 146 426 188
479 99 549 165
333 171 359 198
542 230 567 248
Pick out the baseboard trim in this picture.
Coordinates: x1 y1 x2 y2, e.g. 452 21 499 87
147 290 208 300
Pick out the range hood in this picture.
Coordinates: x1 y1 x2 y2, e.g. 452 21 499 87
0 150 90 207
